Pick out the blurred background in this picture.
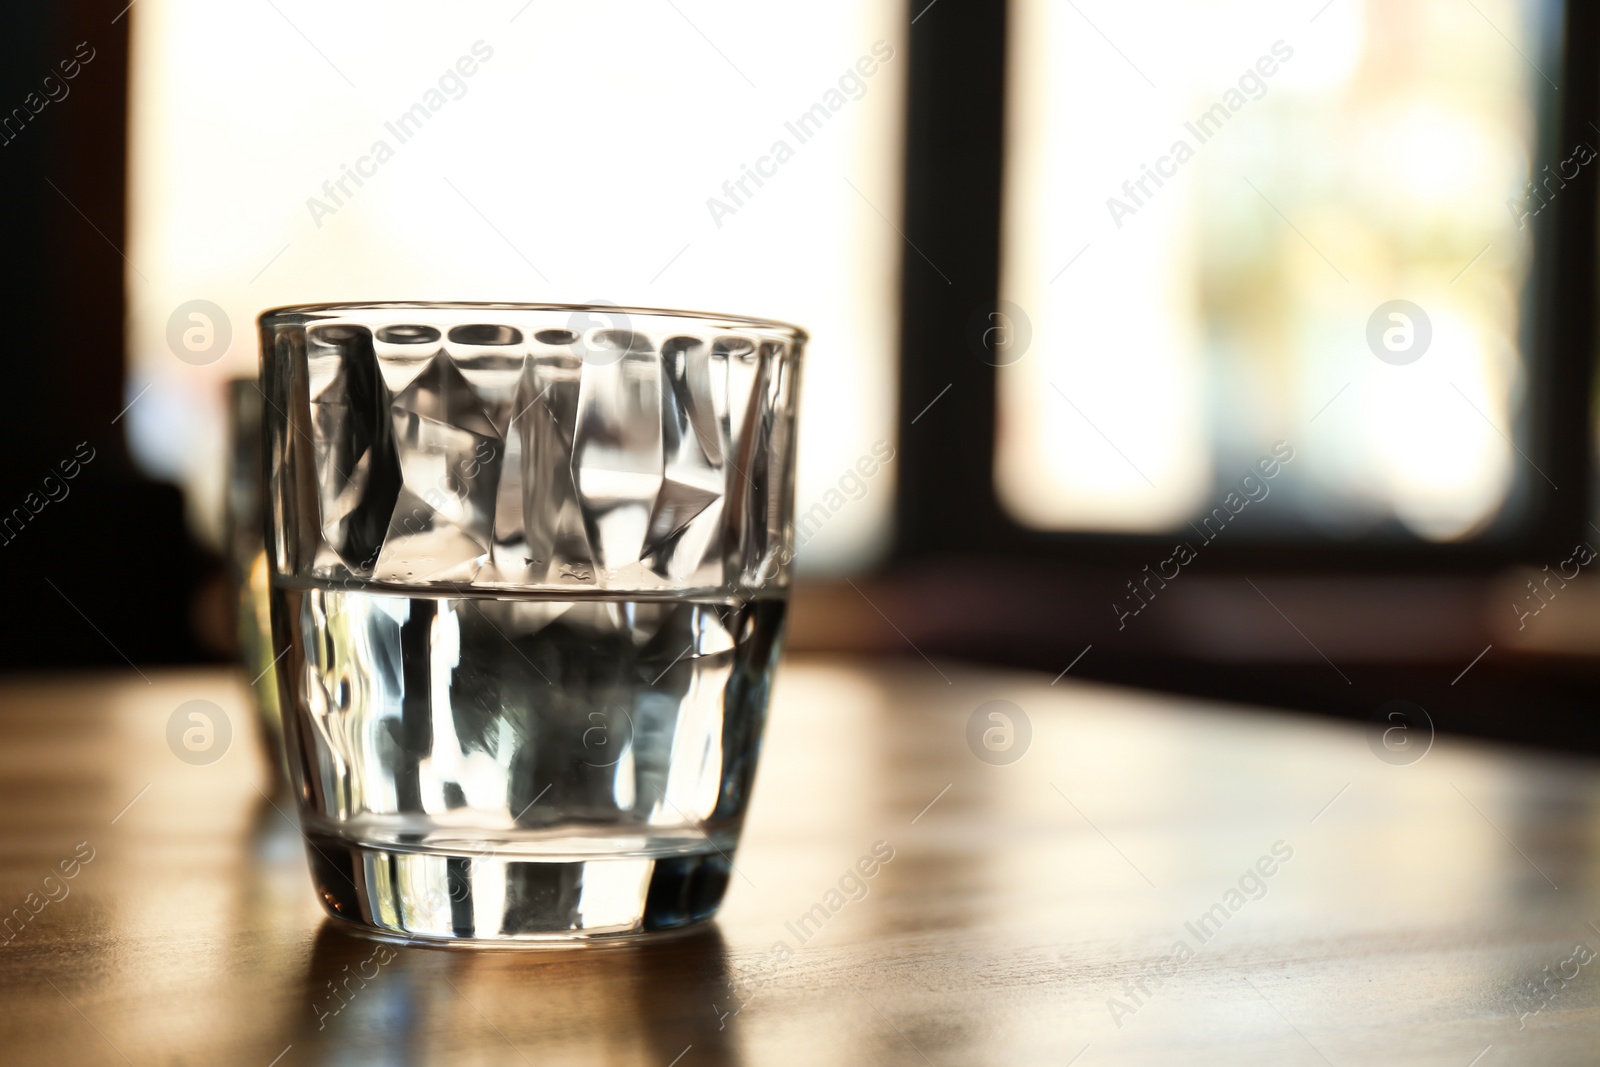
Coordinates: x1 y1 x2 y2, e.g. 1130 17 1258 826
2 0 1596 750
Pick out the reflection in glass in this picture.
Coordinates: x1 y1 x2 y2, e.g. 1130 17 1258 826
225 378 289 790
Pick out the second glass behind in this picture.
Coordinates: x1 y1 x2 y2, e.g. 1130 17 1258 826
260 303 804 944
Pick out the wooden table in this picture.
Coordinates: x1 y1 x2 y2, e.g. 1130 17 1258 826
1 657 1597 1065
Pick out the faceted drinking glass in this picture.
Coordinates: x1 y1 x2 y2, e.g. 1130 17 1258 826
259 303 803 943
224 378 290 793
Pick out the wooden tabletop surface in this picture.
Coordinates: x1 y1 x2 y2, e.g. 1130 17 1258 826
1 656 1597 1065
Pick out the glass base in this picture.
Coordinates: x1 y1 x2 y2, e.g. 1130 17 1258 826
303 834 732 945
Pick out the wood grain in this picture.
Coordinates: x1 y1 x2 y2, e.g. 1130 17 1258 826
0 657 1596 1065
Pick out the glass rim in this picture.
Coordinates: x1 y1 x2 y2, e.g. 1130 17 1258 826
257 301 807 343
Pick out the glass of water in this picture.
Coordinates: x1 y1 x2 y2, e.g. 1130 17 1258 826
259 302 803 943
224 378 290 792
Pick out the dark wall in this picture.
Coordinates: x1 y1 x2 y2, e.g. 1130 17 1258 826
0 3 219 669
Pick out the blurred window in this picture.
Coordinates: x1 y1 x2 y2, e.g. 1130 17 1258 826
997 0 1559 542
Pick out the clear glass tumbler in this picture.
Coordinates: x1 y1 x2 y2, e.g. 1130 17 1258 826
224 378 290 793
259 303 803 943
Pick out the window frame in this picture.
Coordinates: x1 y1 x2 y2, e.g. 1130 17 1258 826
892 0 1596 574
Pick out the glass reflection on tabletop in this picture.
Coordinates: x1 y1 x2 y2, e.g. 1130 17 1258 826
290 922 744 1066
